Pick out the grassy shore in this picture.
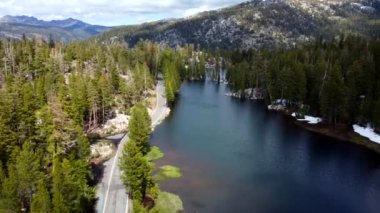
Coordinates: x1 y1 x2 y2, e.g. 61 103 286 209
152 191 184 213
145 146 184 212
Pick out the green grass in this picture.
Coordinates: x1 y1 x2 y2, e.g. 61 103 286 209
145 146 164 161
155 165 182 181
143 147 184 212
152 191 184 213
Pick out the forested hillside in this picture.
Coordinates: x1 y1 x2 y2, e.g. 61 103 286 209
96 0 380 49
225 36 380 131
0 37 201 212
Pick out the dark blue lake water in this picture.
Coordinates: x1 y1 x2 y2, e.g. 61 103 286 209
150 81 380 213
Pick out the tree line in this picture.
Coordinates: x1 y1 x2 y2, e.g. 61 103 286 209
224 36 380 131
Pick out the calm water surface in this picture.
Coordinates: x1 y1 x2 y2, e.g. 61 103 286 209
150 81 380 213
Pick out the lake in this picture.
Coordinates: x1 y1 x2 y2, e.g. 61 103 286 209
150 80 380 213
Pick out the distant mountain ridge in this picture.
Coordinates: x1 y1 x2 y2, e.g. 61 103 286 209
96 0 380 49
0 15 112 42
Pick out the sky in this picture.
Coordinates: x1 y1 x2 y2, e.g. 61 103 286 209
0 0 247 26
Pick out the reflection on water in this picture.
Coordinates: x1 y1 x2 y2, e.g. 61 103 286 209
150 81 380 213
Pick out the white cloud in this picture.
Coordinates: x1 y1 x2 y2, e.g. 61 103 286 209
184 5 211 17
0 0 245 26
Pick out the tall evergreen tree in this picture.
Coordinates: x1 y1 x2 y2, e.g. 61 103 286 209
12 142 42 211
0 167 19 212
31 180 51 213
52 157 69 213
320 64 347 124
119 140 150 202
128 103 152 154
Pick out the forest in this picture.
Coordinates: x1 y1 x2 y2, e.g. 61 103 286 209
224 36 380 132
0 37 203 212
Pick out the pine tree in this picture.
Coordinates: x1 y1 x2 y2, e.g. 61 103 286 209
87 78 100 129
0 167 20 212
60 158 94 212
19 83 38 143
66 74 89 128
320 64 347 124
128 103 152 154
0 161 4 188
110 66 120 93
119 140 150 202
293 61 307 102
373 99 380 131
12 142 42 211
52 157 69 213
31 180 51 213
98 75 113 123
0 89 18 162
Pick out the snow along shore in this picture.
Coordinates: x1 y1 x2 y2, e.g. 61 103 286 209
291 113 322 124
353 124 380 144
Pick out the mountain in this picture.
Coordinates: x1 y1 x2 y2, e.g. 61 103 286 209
0 15 112 42
96 0 380 49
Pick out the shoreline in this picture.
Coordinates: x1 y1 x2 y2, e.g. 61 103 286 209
224 91 380 155
229 89 380 155
290 115 380 155
148 83 184 212
217 80 380 155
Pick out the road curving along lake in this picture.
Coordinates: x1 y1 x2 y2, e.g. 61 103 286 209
150 80 380 213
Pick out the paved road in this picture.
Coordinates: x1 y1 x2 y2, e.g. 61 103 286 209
96 80 167 213
151 80 167 126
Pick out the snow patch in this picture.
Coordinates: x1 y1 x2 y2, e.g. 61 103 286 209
353 124 380 144
292 113 322 124
298 115 322 124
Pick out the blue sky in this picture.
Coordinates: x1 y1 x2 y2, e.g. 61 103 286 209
0 0 247 26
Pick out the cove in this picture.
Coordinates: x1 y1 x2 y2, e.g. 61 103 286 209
150 80 380 213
